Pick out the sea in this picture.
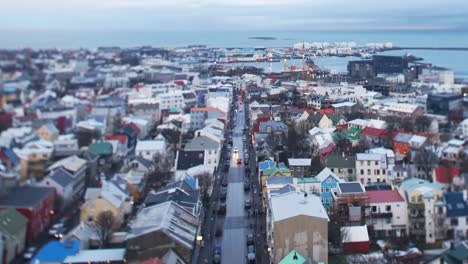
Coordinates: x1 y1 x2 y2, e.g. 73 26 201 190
2 29 468 78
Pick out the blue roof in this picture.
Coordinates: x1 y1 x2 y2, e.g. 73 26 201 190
32 240 80 263
444 192 468 218
266 176 293 185
271 184 296 195
4 148 19 166
184 178 197 190
259 160 276 171
278 162 287 169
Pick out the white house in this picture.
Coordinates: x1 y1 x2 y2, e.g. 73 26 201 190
184 135 221 169
135 140 167 160
356 153 388 186
367 190 408 238
156 91 186 110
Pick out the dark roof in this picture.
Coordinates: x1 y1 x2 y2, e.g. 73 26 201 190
129 155 153 169
270 184 296 195
307 112 323 124
162 179 196 193
0 186 55 208
365 183 392 191
442 241 468 263
338 182 365 194
325 154 356 168
49 168 74 187
144 188 199 211
0 208 28 237
444 192 468 218
176 150 204 171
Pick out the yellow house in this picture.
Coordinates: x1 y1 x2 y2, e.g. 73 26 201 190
81 180 133 229
35 123 59 141
260 166 292 207
14 139 54 181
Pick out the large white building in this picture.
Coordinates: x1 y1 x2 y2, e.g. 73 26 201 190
135 140 167 160
356 153 388 186
156 91 186 110
367 190 408 238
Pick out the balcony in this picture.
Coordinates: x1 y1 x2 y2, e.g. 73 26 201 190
371 211 393 218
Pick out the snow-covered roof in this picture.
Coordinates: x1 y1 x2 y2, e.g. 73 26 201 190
270 191 329 222
341 225 369 243
288 158 311 167
135 140 166 151
48 155 87 173
64 249 126 263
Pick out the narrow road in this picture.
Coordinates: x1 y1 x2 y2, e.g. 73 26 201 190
221 101 251 264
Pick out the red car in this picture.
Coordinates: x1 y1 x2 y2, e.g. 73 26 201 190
237 158 242 165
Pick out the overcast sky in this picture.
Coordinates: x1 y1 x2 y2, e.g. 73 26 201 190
1 0 467 31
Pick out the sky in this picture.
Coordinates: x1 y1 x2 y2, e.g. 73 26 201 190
1 0 467 32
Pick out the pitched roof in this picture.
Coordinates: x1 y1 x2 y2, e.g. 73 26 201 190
104 134 128 145
0 186 55 208
315 167 342 183
341 225 369 243
136 140 166 151
88 142 113 156
0 208 28 237
362 127 386 138
444 192 468 218
49 167 74 187
279 250 306 264
442 241 468 263
434 167 460 184
367 190 405 203
48 155 87 173
176 150 204 171
270 191 329 222
393 132 412 143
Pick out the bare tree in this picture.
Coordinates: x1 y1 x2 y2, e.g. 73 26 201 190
95 210 116 248
196 172 212 208
413 148 438 180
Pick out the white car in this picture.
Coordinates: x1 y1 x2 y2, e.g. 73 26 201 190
233 147 238 153
48 223 64 236
23 247 36 260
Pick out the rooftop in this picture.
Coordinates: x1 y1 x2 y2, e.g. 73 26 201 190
270 191 329 223
338 182 365 194
367 190 405 204
64 248 126 263
32 240 80 263
0 186 55 208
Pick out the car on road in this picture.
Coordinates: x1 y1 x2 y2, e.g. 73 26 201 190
244 200 251 209
237 158 242 165
224 163 229 172
215 225 223 237
48 223 64 237
218 203 226 215
221 178 228 187
213 246 222 263
247 245 256 263
233 147 238 153
220 188 227 201
244 181 250 191
54 226 68 239
246 234 254 246
23 246 37 260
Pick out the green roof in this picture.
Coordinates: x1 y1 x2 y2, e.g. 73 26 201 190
263 167 291 177
0 208 28 237
325 153 356 169
169 107 180 113
442 242 468 263
88 142 113 156
348 127 362 140
297 177 320 183
279 250 306 264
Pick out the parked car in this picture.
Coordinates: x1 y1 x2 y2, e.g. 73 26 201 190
222 178 228 187
48 223 64 237
244 200 251 209
237 158 242 165
246 234 254 246
23 246 37 260
54 226 68 239
247 245 256 263
218 203 226 215
220 188 227 201
215 225 223 237
244 181 250 191
213 246 222 263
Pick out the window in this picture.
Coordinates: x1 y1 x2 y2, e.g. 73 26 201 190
386 205 391 211
360 169 364 175
375 161 378 165
451 218 459 226
321 186 325 193
208 150 212 154
372 206 377 212
385 218 391 224
367 169 371 175
382 169 386 175
87 216 94 222
208 159 211 164
367 161 371 166
325 187 329 192
367 178 371 183
348 169 353 174
377 178 380 183
360 178 364 184
360 161 364 166
376 170 380 175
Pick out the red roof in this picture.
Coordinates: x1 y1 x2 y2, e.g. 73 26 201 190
315 108 335 115
362 127 386 138
138 258 165 264
434 167 460 184
124 122 141 135
367 190 405 203
253 116 270 133
104 134 128 145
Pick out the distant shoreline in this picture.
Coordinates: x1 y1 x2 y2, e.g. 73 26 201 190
248 37 277 40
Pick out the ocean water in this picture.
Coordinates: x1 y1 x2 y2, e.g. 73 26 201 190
1 30 467 78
